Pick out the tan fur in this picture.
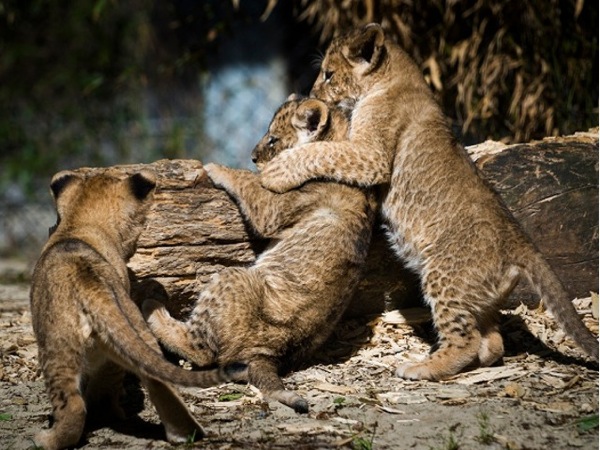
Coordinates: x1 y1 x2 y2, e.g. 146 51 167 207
259 24 598 380
30 170 234 450
143 97 377 412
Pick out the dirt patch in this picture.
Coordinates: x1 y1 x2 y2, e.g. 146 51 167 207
0 259 598 449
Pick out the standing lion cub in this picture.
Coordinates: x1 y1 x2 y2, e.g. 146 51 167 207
30 170 235 450
144 97 377 412
260 24 598 380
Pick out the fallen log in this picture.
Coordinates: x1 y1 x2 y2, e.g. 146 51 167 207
469 129 598 305
71 129 598 318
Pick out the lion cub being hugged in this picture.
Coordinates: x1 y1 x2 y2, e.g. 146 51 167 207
31 170 235 450
143 97 377 413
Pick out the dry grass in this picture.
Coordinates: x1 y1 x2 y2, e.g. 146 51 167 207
269 0 598 144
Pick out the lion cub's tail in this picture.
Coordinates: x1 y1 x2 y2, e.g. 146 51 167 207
88 280 241 387
519 248 598 362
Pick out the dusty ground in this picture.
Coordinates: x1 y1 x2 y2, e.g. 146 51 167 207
0 258 598 450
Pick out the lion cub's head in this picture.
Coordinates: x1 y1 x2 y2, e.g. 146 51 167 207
48 170 157 258
311 23 387 103
252 95 350 170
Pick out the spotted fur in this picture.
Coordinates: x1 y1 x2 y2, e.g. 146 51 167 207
259 24 598 380
144 97 377 412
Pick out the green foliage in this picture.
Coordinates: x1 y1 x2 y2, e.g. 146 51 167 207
0 0 226 197
185 428 197 445
444 433 460 450
0 412 12 421
430 423 462 450
476 411 495 445
218 391 245 402
2 0 597 200
26 440 44 450
576 414 599 433
351 423 377 450
333 396 346 406
352 435 374 450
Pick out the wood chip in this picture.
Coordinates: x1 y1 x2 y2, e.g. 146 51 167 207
504 382 526 398
376 405 406 414
453 366 526 385
312 381 356 395
377 391 428 404
591 292 599 319
275 423 346 436
381 308 431 325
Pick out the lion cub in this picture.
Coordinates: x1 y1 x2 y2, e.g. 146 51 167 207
144 97 377 412
31 170 234 450
260 24 598 380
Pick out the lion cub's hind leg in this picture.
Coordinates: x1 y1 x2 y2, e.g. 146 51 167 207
248 358 309 413
121 301 206 443
478 325 504 367
83 358 127 422
142 299 215 368
35 337 87 450
396 291 482 380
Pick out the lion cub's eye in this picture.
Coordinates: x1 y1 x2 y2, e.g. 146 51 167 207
267 136 279 147
323 70 333 83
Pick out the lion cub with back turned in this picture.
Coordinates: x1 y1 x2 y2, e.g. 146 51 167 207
260 24 598 380
144 97 377 413
31 170 235 450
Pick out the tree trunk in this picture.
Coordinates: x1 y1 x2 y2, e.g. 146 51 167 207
73 129 599 318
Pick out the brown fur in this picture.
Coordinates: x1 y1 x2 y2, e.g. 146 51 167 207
143 97 377 412
259 24 598 380
30 170 234 450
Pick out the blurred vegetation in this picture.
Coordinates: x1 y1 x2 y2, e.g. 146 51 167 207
0 0 598 199
297 0 598 143
0 0 233 197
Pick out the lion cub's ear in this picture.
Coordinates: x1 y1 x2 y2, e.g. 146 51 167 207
342 23 385 75
50 170 82 201
292 99 329 142
128 170 157 201
49 171 84 229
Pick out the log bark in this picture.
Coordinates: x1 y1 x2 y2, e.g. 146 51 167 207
72 129 598 317
467 129 599 304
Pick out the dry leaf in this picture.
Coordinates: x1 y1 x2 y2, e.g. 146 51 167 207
381 308 431 325
535 401 575 413
591 292 598 319
312 381 356 395
453 366 525 385
377 391 428 405
376 405 406 414
493 433 523 450
504 382 526 398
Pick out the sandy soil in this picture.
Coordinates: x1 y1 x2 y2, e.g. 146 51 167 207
0 258 598 449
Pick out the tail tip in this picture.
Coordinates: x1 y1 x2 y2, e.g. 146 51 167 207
292 398 309 414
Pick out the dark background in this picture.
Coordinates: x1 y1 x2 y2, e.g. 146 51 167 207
0 0 598 254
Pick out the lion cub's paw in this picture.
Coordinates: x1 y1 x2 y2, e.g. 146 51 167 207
259 155 299 193
395 362 438 381
204 163 232 189
164 422 204 444
141 298 167 323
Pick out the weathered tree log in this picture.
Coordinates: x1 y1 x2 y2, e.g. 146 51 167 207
72 129 598 318
468 129 598 304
